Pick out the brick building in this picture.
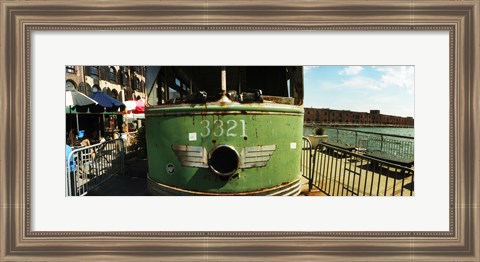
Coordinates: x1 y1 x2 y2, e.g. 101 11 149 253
304 107 414 126
66 66 147 136
66 66 146 102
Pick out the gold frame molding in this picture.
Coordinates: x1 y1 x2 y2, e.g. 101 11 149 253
1 0 479 261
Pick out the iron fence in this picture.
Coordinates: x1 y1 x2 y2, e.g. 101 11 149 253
301 137 414 196
301 137 313 191
66 138 125 196
327 128 414 159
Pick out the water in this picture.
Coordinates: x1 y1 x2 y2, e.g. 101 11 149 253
304 126 414 158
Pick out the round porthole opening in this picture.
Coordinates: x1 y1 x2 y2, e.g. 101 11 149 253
208 145 239 177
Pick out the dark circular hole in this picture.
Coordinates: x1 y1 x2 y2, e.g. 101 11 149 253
209 146 239 176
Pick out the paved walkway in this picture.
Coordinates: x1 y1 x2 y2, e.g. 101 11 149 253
299 175 328 196
87 156 322 196
87 157 148 196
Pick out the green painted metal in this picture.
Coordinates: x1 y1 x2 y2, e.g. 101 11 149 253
146 103 304 194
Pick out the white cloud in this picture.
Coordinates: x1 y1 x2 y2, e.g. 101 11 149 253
303 66 320 73
338 66 363 75
330 66 414 93
368 94 396 103
374 66 414 94
319 76 381 90
339 76 382 90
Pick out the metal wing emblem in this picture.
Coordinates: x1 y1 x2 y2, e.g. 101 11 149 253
239 145 276 168
172 145 208 168
172 144 276 169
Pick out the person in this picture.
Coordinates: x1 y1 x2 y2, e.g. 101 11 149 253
65 143 77 196
67 129 76 147
65 144 76 172
91 130 99 143
80 138 91 147
77 130 91 147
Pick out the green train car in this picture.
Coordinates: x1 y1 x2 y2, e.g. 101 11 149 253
145 66 304 195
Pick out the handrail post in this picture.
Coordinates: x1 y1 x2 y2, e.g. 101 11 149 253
380 134 384 152
309 149 313 192
66 160 71 196
355 131 358 147
310 144 318 192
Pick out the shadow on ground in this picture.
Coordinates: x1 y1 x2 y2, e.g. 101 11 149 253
87 154 323 196
87 155 148 196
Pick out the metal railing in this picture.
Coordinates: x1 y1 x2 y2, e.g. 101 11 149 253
66 139 125 196
327 128 414 159
301 137 313 191
301 137 414 196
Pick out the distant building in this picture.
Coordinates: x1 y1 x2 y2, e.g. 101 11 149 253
304 108 414 127
65 66 146 102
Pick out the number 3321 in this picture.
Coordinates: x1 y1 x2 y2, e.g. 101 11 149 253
200 119 246 138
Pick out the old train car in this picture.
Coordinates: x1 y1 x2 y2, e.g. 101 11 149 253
145 66 303 195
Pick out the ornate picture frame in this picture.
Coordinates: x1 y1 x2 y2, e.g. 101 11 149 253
1 0 478 260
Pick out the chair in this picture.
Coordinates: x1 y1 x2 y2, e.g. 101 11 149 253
77 149 95 178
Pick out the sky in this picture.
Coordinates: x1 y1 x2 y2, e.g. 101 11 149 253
303 66 414 118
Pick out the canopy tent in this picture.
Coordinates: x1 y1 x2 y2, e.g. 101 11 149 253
124 99 145 114
66 89 126 144
124 99 145 132
125 112 145 124
66 87 98 109
65 87 98 134
89 91 126 112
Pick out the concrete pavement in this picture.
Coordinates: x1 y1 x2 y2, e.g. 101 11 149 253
87 156 322 196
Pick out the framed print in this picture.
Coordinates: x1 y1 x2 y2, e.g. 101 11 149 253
1 0 479 261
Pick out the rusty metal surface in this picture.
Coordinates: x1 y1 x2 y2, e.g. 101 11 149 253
146 101 304 116
146 110 303 193
263 95 295 105
145 66 304 195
